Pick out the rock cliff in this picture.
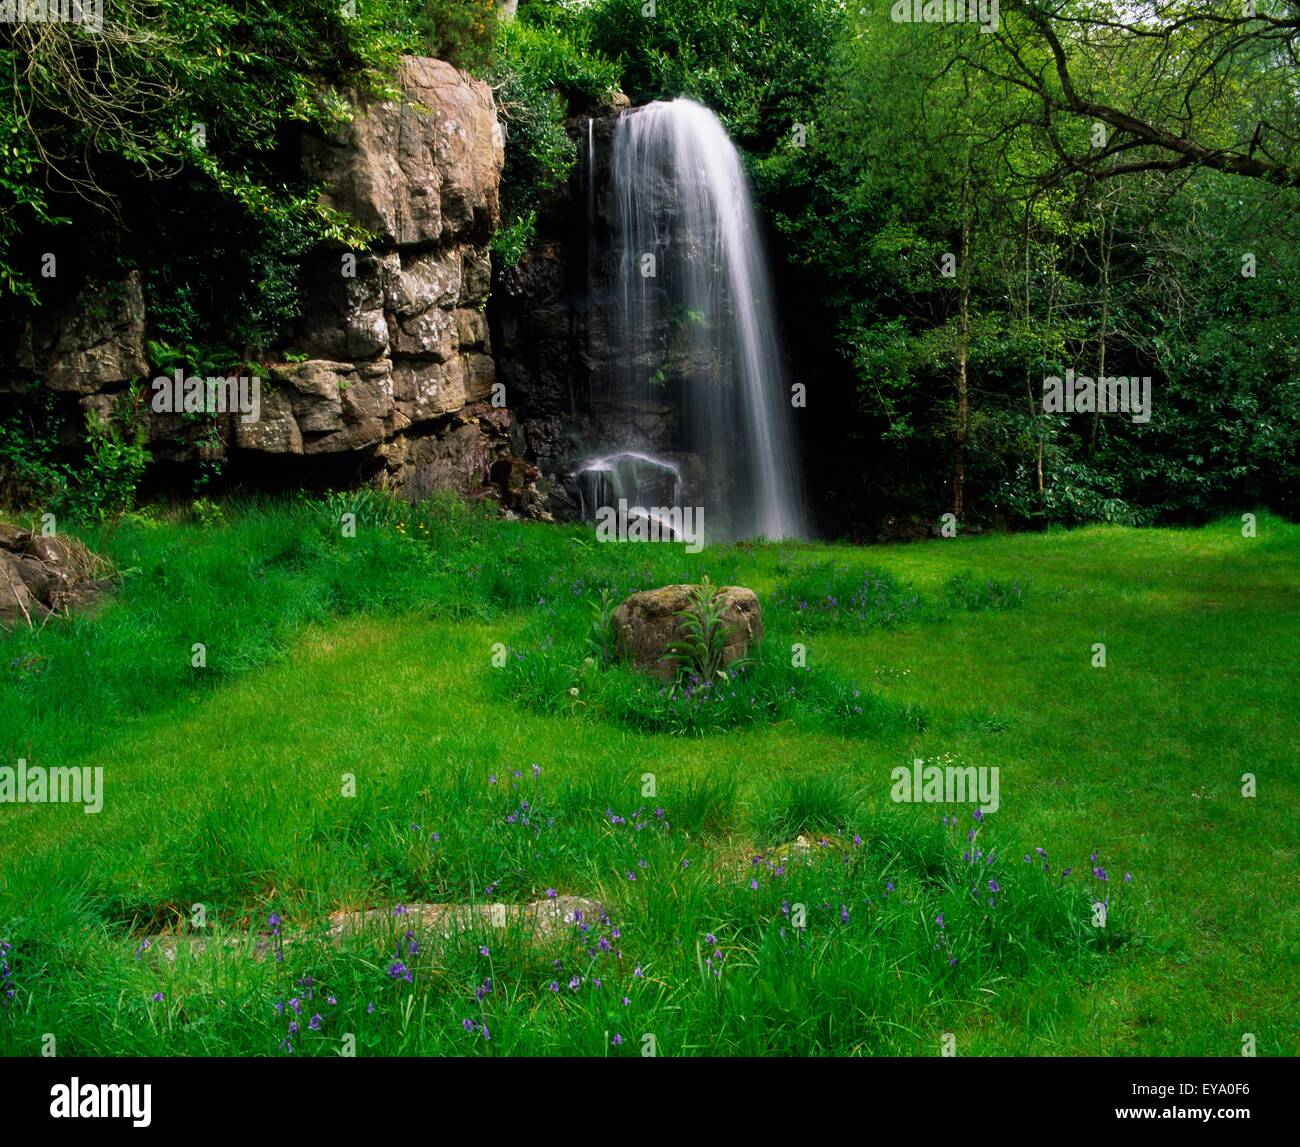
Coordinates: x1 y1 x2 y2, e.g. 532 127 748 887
2 58 540 512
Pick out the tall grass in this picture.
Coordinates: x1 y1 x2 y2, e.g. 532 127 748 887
3 499 1294 1055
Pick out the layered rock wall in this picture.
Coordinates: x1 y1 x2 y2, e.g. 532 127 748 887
2 57 534 509
266 56 509 499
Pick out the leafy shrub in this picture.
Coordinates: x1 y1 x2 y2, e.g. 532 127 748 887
488 62 578 252
582 0 846 146
488 14 621 252
498 16 620 106
490 210 537 267
995 460 1154 528
191 498 226 529
80 390 153 520
0 391 73 510
0 387 150 520
405 0 502 72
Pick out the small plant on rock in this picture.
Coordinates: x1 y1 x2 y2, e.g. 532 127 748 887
666 577 749 682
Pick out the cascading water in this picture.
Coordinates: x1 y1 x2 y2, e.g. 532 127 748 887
578 451 685 540
578 451 682 518
578 98 807 542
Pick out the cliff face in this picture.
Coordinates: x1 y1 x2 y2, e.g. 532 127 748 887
262 56 511 501
2 58 542 511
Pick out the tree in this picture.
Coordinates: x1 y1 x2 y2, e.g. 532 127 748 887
970 1 1300 188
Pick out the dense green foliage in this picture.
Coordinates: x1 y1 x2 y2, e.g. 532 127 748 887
501 0 1300 528
1 2 1296 528
489 15 620 259
767 12 1300 528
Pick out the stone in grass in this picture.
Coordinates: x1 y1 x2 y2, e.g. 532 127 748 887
0 524 115 629
142 896 602 964
612 584 762 682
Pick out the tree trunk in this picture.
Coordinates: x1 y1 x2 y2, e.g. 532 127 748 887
1090 209 1113 454
1022 209 1046 507
953 217 971 520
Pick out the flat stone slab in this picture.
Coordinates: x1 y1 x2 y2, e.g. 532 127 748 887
142 896 602 964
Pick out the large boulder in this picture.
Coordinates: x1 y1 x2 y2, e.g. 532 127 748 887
612 584 763 681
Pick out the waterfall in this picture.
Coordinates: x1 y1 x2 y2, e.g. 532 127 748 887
584 98 806 543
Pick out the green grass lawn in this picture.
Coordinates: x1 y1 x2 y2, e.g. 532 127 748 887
1 498 1296 1056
